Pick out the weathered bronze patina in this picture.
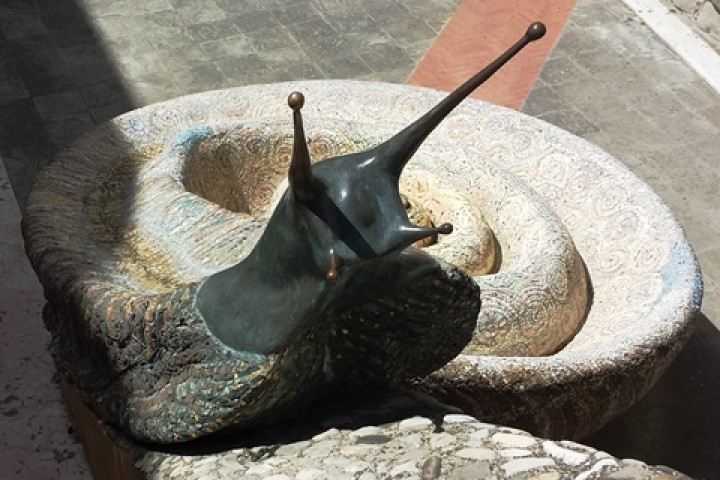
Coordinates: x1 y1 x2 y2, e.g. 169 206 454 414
26 23 546 443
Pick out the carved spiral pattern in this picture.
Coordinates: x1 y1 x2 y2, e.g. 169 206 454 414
23 82 701 440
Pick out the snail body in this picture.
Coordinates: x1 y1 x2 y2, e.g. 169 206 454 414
24 24 552 443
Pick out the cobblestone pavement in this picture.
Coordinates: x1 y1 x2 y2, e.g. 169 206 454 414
0 0 719 478
136 412 690 479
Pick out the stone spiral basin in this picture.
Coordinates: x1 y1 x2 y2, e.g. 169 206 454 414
23 81 702 440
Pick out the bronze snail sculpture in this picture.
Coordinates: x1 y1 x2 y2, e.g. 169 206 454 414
29 23 546 443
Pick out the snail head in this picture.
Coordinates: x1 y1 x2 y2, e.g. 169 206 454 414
284 22 546 282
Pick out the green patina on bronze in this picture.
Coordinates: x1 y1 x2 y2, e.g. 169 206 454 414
199 21 546 355
26 24 546 443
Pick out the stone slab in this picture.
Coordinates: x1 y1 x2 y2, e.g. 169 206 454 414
0 157 90 479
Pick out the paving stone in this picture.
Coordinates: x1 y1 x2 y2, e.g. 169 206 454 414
246 25 297 52
491 432 537 449
629 54 699 84
357 473 377 480
103 34 152 59
520 86 567 116
90 99 134 123
502 457 556 476
127 73 181 105
448 461 492 479
175 62 225 92
45 110 96 145
534 56 590 87
531 473 562 480
40 2 93 35
349 426 383 438
311 0 366 16
1 144 55 207
9 36 75 96
397 416 433 431
626 88 688 118
229 9 281 32
270 3 323 25
468 429 490 441
572 1 620 27
357 43 415 72
429 432 456 449
32 90 86 121
187 18 242 42
668 79 719 110
115 52 169 81
549 23 603 56
92 15 133 40
200 35 253 59
699 104 720 130
646 110 718 145
443 414 478 424
542 441 590 466
500 448 533 458
537 109 599 136
302 439 340 458
62 44 118 86
144 25 197 51
312 428 341 442
397 0 461 33
0 2 48 40
0 66 29 104
420 456 442 479
456 447 496 461
318 13 379 36
321 455 352 468
378 14 437 47
396 433 421 448
214 54 268 79
128 0 173 15
274 440 311 457
397 447 431 464
52 27 100 49
344 460 371 473
285 18 352 63
245 463 275 476
296 468 328 480
0 99 49 149
315 54 373 78
389 460 420 476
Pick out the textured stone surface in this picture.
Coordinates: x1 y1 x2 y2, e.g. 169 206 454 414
2 0 718 477
698 0 720 36
22 81 701 442
125 414 688 479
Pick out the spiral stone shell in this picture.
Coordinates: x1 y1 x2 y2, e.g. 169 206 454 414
22 81 701 441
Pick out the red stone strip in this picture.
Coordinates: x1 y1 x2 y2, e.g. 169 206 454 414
407 0 577 109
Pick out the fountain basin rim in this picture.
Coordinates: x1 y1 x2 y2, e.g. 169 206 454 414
22 80 702 439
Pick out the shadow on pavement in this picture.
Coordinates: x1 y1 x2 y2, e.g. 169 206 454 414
585 313 720 479
0 0 134 208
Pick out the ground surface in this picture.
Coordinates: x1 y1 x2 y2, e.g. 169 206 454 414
1 0 719 478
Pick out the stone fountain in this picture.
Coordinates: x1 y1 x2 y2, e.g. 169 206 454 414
21 22 701 478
